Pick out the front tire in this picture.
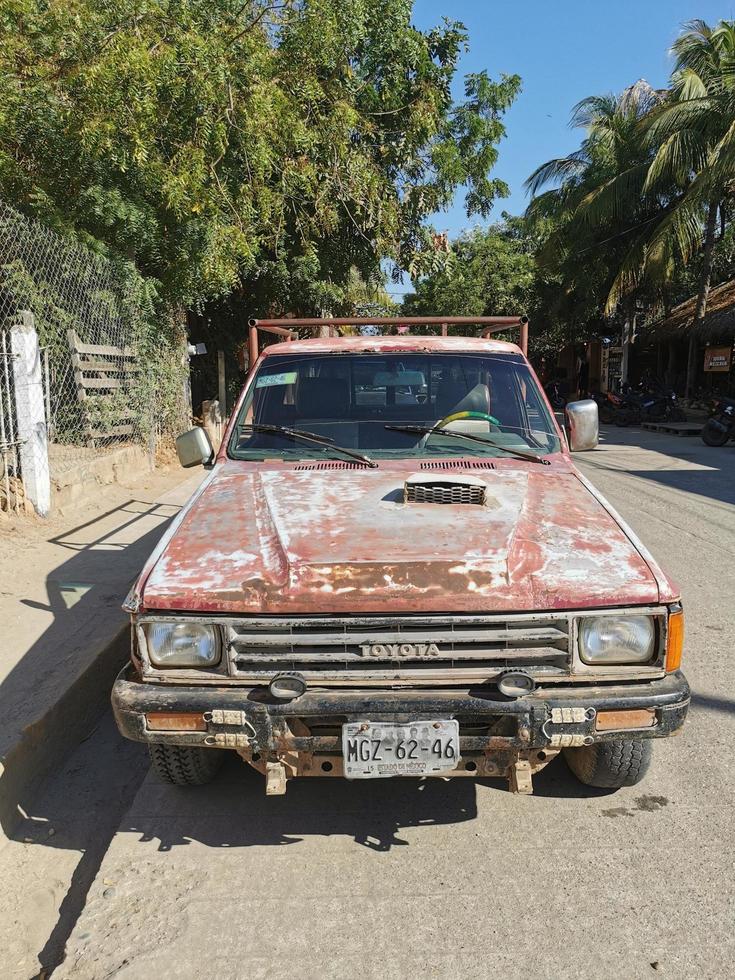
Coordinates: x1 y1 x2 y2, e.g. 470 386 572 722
564 738 652 789
148 743 225 785
702 418 730 447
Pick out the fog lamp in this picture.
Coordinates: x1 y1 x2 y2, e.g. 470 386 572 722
269 671 307 701
498 670 535 698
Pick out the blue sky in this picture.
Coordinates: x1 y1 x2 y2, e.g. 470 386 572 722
390 1 734 296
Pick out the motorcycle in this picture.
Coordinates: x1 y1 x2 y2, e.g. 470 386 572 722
649 386 686 423
591 389 624 424
701 396 735 446
615 379 685 426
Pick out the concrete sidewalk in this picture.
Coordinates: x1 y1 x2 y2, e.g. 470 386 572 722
0 466 203 842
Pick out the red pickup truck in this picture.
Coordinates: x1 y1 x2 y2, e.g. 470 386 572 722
112 318 688 796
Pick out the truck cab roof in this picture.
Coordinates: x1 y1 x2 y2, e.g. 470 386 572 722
259 335 523 358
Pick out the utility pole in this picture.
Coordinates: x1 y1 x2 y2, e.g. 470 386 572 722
217 350 226 418
621 313 636 385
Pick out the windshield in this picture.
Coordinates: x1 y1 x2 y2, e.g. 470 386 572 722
229 352 561 461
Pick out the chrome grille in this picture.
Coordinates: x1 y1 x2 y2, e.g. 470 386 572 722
404 481 485 505
228 614 571 687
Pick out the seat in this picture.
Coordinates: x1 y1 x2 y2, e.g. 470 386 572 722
435 381 491 417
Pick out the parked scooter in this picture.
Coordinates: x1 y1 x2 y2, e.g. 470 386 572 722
701 395 735 446
615 378 685 426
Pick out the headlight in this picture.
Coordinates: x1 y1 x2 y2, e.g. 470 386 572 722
145 623 221 668
578 616 656 665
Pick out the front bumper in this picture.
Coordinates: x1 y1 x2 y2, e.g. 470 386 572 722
113 666 689 762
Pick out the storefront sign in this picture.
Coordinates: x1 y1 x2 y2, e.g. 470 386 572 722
703 345 733 372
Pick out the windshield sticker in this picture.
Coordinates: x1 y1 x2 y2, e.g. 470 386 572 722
256 371 298 388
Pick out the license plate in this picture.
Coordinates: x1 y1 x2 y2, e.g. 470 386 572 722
342 720 460 779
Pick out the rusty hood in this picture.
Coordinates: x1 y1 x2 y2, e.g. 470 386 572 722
138 463 667 614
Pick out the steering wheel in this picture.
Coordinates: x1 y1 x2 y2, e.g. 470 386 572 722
434 410 500 429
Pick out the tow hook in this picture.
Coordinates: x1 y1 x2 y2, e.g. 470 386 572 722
510 759 533 794
265 761 288 795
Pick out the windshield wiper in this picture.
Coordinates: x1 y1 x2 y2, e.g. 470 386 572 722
384 424 551 465
239 423 378 468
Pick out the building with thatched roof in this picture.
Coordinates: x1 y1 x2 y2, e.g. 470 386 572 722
651 279 735 342
647 279 735 395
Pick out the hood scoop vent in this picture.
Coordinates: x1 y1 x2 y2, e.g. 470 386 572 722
404 474 487 506
419 459 494 470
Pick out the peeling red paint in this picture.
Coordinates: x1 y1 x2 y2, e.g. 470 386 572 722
136 456 672 615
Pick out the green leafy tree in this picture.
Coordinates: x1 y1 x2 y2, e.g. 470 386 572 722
402 218 536 318
524 20 735 394
401 216 561 355
0 0 520 312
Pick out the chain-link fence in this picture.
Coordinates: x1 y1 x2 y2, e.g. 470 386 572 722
0 201 190 513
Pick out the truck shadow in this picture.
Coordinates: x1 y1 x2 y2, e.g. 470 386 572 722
0 491 187 842
127 755 481 852
123 751 610 854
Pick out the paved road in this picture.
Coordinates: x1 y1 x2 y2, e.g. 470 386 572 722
4 428 735 979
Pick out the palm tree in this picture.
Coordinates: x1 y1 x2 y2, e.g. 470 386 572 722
524 81 667 331
526 81 663 218
617 20 735 392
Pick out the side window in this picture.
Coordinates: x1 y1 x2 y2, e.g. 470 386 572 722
513 369 557 448
518 374 542 424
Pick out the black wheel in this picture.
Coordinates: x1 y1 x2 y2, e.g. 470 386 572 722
702 418 730 447
148 743 225 785
564 738 652 789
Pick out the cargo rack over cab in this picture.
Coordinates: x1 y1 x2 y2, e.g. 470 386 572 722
246 315 530 369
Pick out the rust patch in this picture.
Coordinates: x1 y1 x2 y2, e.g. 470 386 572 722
139 463 663 615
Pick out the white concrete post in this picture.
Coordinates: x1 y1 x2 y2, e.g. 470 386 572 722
11 311 51 516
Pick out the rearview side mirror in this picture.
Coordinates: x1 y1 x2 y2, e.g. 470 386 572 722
175 427 214 468
565 399 599 452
